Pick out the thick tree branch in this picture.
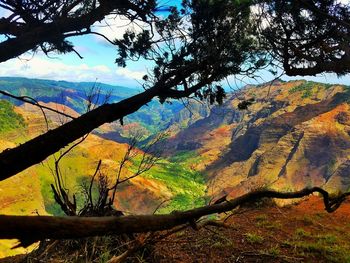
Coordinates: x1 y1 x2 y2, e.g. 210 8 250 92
0 85 160 180
0 187 348 247
0 0 149 62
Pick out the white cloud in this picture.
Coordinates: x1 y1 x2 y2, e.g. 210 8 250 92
116 68 145 80
92 15 149 45
0 57 111 81
0 56 145 87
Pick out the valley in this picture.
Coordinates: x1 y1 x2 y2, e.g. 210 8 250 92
0 77 350 260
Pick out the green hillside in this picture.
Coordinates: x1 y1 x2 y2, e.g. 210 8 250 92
0 77 210 139
0 100 26 133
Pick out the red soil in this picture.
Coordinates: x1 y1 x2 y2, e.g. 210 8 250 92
152 196 350 262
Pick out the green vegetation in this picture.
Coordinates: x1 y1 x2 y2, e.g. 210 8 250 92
283 228 350 263
144 159 206 213
245 232 264 244
301 89 312 98
36 143 207 216
284 239 350 263
288 81 333 98
255 215 282 230
37 151 94 215
289 81 333 93
168 150 203 165
0 100 26 133
125 150 208 214
0 78 61 98
295 228 311 238
0 76 139 115
266 246 281 256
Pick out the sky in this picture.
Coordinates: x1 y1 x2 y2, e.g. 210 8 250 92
0 0 349 90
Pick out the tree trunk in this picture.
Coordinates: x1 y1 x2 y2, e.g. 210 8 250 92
0 187 347 248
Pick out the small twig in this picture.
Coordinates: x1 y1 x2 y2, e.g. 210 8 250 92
153 199 170 214
0 90 75 119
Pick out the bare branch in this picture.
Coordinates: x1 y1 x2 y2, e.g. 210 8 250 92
0 89 75 120
0 187 348 247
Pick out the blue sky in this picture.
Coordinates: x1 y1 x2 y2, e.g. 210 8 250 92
0 0 349 89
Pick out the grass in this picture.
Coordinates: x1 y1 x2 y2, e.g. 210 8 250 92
245 232 264 244
317 234 338 244
289 81 333 94
301 89 312 98
125 149 208 214
0 100 26 134
267 246 281 256
295 228 311 238
212 240 234 249
301 215 314 225
285 226 349 262
255 214 268 221
36 150 95 215
168 150 204 167
143 159 206 213
284 240 350 263
288 81 336 99
256 220 282 229
32 134 207 216
254 214 282 229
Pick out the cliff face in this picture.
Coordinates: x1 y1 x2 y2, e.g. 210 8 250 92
2 79 350 214
1 78 350 257
0 100 204 217
166 80 350 201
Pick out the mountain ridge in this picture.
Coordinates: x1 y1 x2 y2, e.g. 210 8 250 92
1 77 350 257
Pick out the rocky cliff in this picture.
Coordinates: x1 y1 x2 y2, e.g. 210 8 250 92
166 80 350 202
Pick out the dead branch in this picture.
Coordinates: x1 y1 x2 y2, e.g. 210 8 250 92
109 131 166 204
0 187 348 248
107 233 152 263
50 134 89 216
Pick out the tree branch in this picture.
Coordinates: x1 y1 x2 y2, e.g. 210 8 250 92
0 85 160 180
0 90 75 119
0 187 348 247
0 0 149 62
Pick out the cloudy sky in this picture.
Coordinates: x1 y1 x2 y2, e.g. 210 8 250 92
0 0 349 89
0 15 151 87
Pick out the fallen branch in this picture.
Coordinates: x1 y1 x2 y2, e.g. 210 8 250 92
0 187 348 248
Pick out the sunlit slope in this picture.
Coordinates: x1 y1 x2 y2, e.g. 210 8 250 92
165 80 350 202
1 97 210 212
0 98 209 257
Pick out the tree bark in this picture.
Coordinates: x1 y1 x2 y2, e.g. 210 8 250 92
0 1 139 63
0 187 348 247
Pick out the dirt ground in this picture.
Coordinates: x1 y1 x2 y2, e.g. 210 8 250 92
1 196 350 263
152 196 350 263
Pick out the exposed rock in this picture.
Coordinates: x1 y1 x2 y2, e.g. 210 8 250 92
167 80 350 200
